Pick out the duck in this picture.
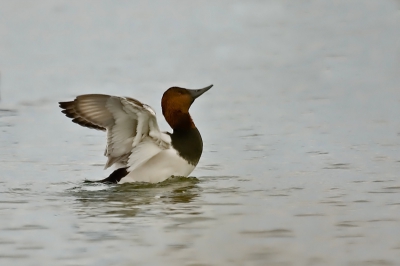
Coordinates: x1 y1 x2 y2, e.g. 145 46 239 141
59 85 212 184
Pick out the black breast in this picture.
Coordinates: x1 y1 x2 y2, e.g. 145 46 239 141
170 128 203 166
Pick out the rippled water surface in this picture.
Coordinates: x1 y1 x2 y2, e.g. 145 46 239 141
1 1 400 265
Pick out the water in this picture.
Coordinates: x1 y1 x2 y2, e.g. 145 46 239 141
1 1 400 265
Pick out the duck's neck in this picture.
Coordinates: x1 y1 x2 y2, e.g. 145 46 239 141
164 110 196 131
169 122 203 166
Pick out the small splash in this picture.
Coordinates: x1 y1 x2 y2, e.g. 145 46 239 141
155 175 199 187
73 175 201 197
80 183 111 191
82 175 199 189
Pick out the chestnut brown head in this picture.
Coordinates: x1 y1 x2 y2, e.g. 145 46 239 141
161 85 212 130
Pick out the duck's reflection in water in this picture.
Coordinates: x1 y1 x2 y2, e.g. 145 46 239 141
69 176 202 218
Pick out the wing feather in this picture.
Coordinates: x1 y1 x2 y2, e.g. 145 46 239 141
59 94 171 169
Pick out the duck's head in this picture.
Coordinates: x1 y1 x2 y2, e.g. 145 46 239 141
162 85 213 130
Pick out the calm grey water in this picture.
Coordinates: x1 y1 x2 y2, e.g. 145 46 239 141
1 1 400 265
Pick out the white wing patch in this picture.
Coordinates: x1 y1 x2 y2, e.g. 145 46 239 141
127 134 171 172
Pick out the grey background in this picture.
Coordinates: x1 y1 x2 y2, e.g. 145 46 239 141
1 1 400 265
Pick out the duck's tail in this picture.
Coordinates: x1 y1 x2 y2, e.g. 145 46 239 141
85 167 129 184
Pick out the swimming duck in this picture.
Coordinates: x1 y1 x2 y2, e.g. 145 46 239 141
59 85 212 184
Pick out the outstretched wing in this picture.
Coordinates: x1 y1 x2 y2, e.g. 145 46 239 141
59 94 170 169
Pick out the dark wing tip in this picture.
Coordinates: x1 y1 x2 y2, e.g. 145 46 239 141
58 99 106 131
59 101 73 109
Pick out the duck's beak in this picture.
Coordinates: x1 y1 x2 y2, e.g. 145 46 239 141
188 84 213 100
